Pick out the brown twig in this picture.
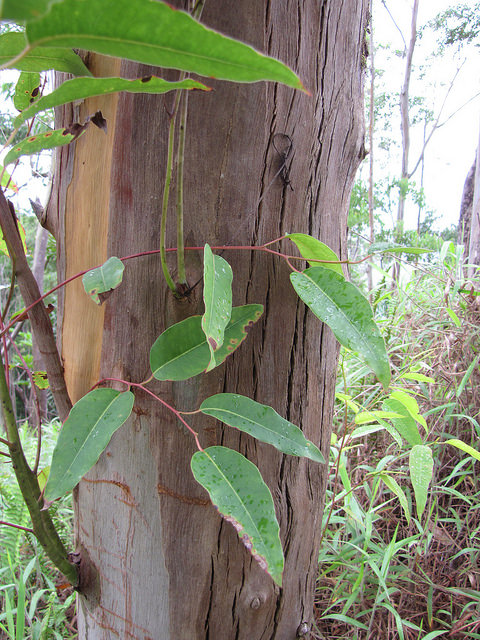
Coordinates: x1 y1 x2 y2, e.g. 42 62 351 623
0 190 72 422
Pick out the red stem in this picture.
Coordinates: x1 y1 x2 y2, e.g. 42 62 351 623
0 239 372 340
0 520 35 534
95 377 204 452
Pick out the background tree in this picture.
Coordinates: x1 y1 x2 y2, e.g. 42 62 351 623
44 1 369 638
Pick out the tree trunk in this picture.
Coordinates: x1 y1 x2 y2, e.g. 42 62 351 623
457 157 476 249
49 2 368 638
29 222 49 426
468 119 480 272
396 0 419 242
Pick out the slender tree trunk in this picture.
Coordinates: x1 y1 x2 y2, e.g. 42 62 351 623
368 0 375 294
468 118 480 273
396 0 419 241
48 2 368 638
457 157 476 249
29 223 49 426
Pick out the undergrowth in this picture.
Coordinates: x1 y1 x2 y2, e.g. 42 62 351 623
314 243 480 640
0 420 76 640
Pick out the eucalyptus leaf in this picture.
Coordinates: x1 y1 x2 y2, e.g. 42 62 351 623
1 0 63 22
0 32 92 75
150 304 263 381
409 444 433 520
82 256 125 305
26 0 304 89
290 266 391 389
44 389 134 501
200 394 325 463
369 241 432 256
3 128 78 166
14 75 210 127
287 233 343 275
202 244 233 371
13 71 40 112
191 446 284 586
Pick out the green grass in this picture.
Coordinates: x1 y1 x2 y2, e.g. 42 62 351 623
315 244 480 639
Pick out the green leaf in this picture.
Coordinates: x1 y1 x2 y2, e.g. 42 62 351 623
1 0 63 22
32 370 49 389
409 444 433 520
191 446 284 586
445 307 461 328
382 399 422 446
286 233 343 275
0 168 18 193
3 128 78 166
150 304 263 381
201 244 233 371
380 473 410 524
0 32 92 75
200 394 325 463
14 75 210 128
456 353 480 398
13 71 40 112
397 372 435 383
44 389 134 501
82 256 125 305
290 266 391 389
389 389 427 430
37 466 49 492
26 0 304 89
369 241 432 255
445 439 480 463
354 410 403 424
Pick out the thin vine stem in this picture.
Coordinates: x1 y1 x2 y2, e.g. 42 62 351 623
0 520 35 534
176 89 188 285
0 241 375 339
160 106 180 294
95 377 204 452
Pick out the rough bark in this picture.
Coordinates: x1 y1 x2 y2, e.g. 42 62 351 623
468 121 480 272
457 157 476 249
49 2 368 638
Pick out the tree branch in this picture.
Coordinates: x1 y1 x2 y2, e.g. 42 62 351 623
0 190 72 422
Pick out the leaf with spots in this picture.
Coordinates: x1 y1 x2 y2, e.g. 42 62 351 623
201 244 233 371
290 266 391 390
3 128 80 167
200 394 325 463
44 389 134 502
191 446 284 586
14 75 210 128
150 304 263 381
13 71 41 112
82 256 125 305
32 371 49 390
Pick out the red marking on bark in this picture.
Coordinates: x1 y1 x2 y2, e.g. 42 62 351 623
157 483 209 506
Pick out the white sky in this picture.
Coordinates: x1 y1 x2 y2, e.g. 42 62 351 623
371 0 480 231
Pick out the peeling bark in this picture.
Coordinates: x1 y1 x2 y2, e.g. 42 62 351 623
50 2 368 638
